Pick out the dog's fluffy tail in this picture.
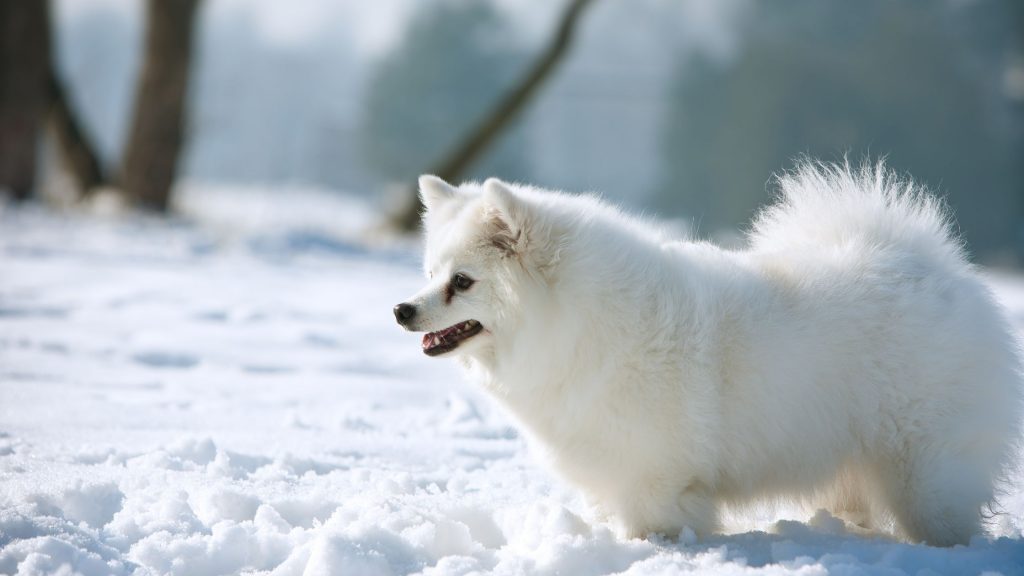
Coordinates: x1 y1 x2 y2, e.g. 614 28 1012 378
748 160 968 268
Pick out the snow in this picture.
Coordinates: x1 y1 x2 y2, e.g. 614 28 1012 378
2 192 1024 575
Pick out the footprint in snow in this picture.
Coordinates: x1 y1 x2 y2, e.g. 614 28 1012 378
193 310 229 323
0 306 68 319
242 364 296 375
131 351 200 369
302 332 341 348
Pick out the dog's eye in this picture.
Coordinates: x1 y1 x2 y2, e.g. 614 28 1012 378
452 273 475 291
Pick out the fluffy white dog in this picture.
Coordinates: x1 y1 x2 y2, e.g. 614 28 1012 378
394 162 1021 546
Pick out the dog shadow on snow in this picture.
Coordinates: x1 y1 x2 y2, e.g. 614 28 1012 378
636 512 1024 574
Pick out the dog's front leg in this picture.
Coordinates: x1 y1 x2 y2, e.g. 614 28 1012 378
612 479 717 541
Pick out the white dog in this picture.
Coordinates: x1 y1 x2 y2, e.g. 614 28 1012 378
394 162 1021 546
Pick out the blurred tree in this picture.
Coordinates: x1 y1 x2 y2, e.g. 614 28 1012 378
1 0 111 201
362 3 528 206
657 0 1023 261
50 70 107 195
0 1 50 200
364 0 595 231
121 0 200 212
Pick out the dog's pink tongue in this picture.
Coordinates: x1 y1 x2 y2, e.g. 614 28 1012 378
421 333 432 348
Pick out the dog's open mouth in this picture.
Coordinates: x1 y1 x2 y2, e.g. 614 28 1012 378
422 319 483 356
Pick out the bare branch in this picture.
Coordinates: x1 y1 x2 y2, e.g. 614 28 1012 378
392 0 596 231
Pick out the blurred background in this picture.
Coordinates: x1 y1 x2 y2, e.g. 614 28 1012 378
3 0 1023 265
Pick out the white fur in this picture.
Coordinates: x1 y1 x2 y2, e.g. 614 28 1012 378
399 164 1022 546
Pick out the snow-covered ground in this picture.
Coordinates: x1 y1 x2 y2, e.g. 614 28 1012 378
2 196 1024 575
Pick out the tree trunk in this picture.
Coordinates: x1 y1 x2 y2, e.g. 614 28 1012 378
120 0 199 212
392 0 597 231
0 0 51 200
49 70 107 194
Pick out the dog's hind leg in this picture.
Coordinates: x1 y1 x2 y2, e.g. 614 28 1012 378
874 366 1017 546
874 442 990 546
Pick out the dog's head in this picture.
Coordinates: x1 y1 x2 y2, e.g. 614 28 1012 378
393 175 557 360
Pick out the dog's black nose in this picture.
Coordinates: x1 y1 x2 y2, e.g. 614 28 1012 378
394 303 416 326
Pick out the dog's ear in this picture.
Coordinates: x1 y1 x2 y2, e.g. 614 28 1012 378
483 179 561 273
482 178 528 255
419 175 458 213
